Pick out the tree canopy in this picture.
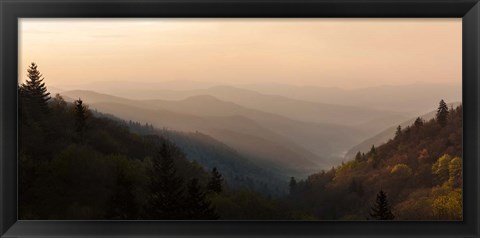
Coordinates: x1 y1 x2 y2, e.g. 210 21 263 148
370 190 395 220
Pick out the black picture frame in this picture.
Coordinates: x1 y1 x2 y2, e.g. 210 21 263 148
1 0 479 237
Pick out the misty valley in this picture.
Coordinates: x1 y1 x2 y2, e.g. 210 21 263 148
19 63 462 220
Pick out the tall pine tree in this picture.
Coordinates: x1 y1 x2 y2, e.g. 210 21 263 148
369 145 376 155
370 190 395 220
21 63 51 113
436 99 449 127
395 125 402 138
369 145 380 168
185 178 218 220
207 167 224 194
146 141 185 219
354 151 363 161
74 98 89 142
414 117 424 127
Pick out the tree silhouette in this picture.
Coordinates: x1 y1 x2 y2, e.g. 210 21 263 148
369 145 380 168
436 99 449 127
354 151 363 161
146 141 185 219
207 167 224 194
185 178 218 220
21 63 51 114
369 145 376 155
74 98 89 143
414 117 424 127
395 125 402 138
370 190 395 220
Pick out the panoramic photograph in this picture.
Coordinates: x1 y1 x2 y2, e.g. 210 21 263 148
18 18 462 220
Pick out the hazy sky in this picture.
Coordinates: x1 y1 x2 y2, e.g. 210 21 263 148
19 18 461 89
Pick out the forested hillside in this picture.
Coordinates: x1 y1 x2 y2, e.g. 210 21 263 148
18 63 290 220
286 102 462 220
345 102 461 160
18 63 463 220
118 118 289 196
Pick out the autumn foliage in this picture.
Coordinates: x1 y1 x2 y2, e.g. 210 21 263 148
287 104 462 220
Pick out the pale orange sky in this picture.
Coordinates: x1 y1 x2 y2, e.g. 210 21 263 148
19 18 461 89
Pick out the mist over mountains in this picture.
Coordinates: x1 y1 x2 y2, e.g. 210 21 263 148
344 102 462 160
55 80 461 176
54 80 461 114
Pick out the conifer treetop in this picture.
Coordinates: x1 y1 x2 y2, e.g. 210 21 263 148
370 189 395 220
436 99 449 127
22 62 51 109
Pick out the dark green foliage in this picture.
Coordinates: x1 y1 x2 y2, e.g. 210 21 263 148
106 169 139 220
414 117 424 127
185 178 219 219
18 66 462 220
369 145 376 155
20 63 51 114
74 98 89 142
18 68 292 220
129 128 288 196
370 190 395 220
210 188 294 220
354 151 362 161
207 167 224 194
395 125 402 138
369 145 379 168
436 99 449 127
146 141 186 219
127 120 155 135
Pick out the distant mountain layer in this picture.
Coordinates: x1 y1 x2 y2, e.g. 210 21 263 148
57 80 460 115
60 89 450 172
60 90 336 174
345 102 461 160
238 82 461 113
58 85 409 128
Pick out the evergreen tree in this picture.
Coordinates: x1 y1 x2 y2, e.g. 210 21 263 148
395 125 402 138
74 98 89 142
355 151 362 161
370 190 395 220
289 177 297 195
147 141 185 219
207 167 224 194
369 145 380 168
106 170 138 219
369 145 376 155
185 178 218 220
414 117 424 127
21 63 51 113
436 99 449 127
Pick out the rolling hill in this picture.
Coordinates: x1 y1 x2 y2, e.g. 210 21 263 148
226 82 462 114
59 90 372 168
120 120 290 195
59 91 330 174
59 85 408 129
345 102 461 160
